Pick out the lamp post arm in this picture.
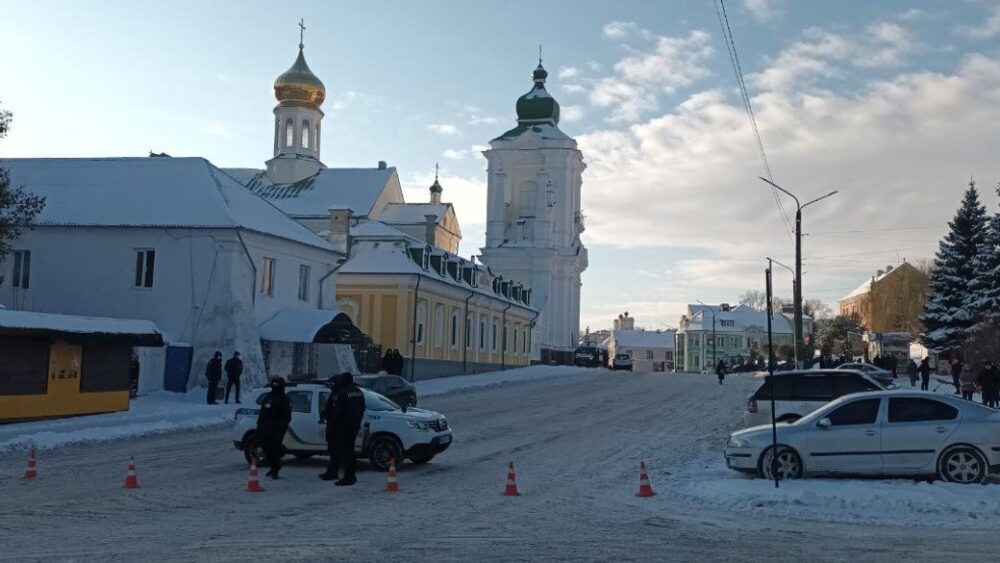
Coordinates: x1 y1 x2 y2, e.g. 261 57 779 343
802 190 839 210
758 177 800 209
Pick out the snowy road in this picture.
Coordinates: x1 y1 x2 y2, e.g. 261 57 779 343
3 370 998 562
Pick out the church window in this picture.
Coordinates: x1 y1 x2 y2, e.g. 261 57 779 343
260 257 275 297
523 330 528 355
297 264 310 301
415 301 427 345
285 119 294 148
513 327 518 353
301 120 310 149
434 305 445 348
12 250 30 289
133 249 155 288
466 316 473 348
479 319 486 350
492 321 498 352
315 123 321 152
451 312 459 348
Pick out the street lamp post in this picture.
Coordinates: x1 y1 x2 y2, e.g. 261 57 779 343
696 300 716 372
759 178 838 369
767 257 796 367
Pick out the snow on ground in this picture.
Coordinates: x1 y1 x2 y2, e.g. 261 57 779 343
0 365 590 455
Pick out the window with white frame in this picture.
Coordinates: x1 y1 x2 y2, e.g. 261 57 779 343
492 320 498 351
513 327 518 353
298 264 310 301
434 305 445 348
466 316 472 348
522 330 527 355
285 119 294 147
646 350 654 360
133 249 155 288
479 319 486 350
301 120 310 149
416 301 427 345
260 258 275 296
12 250 31 289
451 312 459 348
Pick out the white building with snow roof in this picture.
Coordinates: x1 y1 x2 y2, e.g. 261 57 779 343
607 328 676 373
0 156 364 392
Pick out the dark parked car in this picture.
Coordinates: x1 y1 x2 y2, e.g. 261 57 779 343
354 375 418 408
574 346 601 367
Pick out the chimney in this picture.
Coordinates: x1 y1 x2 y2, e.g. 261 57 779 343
378 160 387 170
327 206 353 254
424 214 437 246
876 269 884 277
720 303 731 312
885 264 893 273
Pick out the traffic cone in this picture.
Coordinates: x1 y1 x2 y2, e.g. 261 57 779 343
123 456 140 489
246 457 264 492
636 461 657 498
23 449 37 480
502 461 521 496
385 458 399 492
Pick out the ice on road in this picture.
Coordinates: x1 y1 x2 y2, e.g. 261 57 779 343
3 370 999 562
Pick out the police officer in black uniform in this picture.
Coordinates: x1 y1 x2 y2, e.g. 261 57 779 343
318 374 343 481
256 377 292 479
321 372 366 486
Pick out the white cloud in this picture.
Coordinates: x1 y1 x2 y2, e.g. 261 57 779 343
601 21 652 41
561 105 585 122
558 66 580 80
962 5 1000 39
442 144 490 161
563 83 588 95
401 172 489 257
442 148 467 160
743 0 785 23
427 123 460 136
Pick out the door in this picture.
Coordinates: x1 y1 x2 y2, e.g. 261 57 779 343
807 398 883 474
881 397 959 472
285 390 325 448
163 346 192 393
48 340 82 411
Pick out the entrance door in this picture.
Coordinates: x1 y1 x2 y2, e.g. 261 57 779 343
163 346 193 392
48 340 82 411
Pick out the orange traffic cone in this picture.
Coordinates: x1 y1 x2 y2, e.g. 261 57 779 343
385 458 399 492
123 456 140 489
23 449 37 480
502 461 521 496
246 457 264 493
636 461 657 498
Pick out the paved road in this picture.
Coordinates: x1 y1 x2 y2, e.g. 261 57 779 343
1 371 994 562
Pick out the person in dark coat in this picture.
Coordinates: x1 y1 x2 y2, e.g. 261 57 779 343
381 350 393 374
328 372 366 486
224 351 243 404
951 356 964 394
906 359 918 387
256 377 292 479
318 374 344 481
919 357 931 391
715 359 727 385
392 349 404 375
205 351 223 405
978 360 1000 408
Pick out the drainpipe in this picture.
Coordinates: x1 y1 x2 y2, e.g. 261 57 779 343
236 231 257 304
318 258 348 310
500 302 512 371
408 275 422 382
461 289 475 372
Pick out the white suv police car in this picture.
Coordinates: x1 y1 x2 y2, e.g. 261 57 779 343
232 383 453 471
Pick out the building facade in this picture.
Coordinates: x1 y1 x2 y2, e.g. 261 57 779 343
674 304 803 372
479 61 588 365
607 329 675 373
839 262 929 334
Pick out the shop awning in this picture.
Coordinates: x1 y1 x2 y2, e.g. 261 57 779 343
258 308 368 344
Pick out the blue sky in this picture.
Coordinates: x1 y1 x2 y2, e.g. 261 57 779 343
3 0 1000 330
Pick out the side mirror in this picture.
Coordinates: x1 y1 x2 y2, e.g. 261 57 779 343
818 418 832 429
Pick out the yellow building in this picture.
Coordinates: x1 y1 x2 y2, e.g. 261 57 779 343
336 221 537 379
839 262 929 334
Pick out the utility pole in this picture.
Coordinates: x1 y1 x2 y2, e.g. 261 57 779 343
768 257 795 366
766 259 778 488
759 178 838 368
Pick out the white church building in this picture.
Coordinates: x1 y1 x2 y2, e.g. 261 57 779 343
479 61 588 364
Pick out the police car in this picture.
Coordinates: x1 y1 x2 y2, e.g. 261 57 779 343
232 383 453 471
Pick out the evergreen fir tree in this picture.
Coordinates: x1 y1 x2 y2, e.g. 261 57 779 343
922 180 989 354
969 182 1000 324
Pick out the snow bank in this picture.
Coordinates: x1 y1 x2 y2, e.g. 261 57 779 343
0 365 593 454
669 453 1000 527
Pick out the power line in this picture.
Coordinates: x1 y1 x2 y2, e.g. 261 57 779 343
806 244 934 260
713 0 794 241
806 226 947 235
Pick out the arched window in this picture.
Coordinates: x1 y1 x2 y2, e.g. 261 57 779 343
434 305 445 348
466 316 472 348
513 327 518 353
285 119 294 148
451 312 459 348
523 330 527 355
273 118 280 153
492 321 498 352
315 122 321 152
480 320 486 350
301 119 310 149
415 301 427 345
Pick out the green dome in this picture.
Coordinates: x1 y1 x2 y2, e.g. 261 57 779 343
429 178 442 193
515 63 560 125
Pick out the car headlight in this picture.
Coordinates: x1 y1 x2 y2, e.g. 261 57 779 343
407 421 429 431
727 436 749 449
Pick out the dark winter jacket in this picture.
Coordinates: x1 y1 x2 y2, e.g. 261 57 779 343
381 352 393 374
951 360 964 379
907 361 918 379
257 384 292 437
919 360 931 379
224 357 243 380
331 374 366 433
979 366 1000 391
205 357 223 382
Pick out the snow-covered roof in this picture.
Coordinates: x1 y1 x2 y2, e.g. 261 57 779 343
258 308 346 343
682 305 794 334
226 166 397 218
376 202 449 224
612 329 675 349
2 157 334 251
0 309 162 343
840 263 922 302
492 123 572 142
349 220 421 242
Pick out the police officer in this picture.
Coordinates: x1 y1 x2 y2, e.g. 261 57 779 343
318 374 343 481
224 351 243 404
205 351 223 405
324 372 366 486
256 377 292 479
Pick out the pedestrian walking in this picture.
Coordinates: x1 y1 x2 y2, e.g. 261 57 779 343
205 351 223 405
381 349 393 374
960 364 977 401
919 357 931 391
391 349 404 375
257 377 292 479
951 356 964 394
979 360 1000 408
224 351 243 404
906 359 918 387
715 359 727 385
323 372 365 486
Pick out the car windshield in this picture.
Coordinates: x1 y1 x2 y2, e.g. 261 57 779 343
365 391 401 412
796 394 874 424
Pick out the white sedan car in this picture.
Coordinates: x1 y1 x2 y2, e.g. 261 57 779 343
232 383 453 471
725 390 1000 484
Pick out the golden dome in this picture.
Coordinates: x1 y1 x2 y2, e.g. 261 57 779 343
274 47 326 107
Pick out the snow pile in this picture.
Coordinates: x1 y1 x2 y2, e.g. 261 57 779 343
669 453 1000 527
0 392 238 455
416 365 592 397
0 365 592 454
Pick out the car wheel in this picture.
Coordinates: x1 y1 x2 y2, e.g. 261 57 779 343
409 454 435 464
243 433 266 466
938 446 987 484
368 435 403 472
758 446 803 480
